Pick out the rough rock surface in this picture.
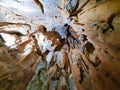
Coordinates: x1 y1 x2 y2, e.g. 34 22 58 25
0 0 120 90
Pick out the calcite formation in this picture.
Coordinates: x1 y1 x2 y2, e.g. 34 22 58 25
0 0 120 90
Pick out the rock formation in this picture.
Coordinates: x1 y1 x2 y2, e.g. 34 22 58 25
0 0 120 90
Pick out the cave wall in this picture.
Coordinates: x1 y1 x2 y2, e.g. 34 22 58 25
0 0 120 90
69 0 120 90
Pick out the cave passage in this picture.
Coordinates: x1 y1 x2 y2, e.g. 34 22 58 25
0 0 120 90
